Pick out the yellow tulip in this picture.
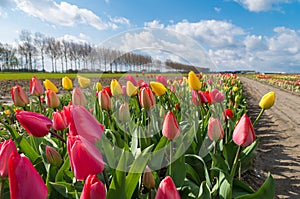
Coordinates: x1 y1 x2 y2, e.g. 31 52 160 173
110 79 122 96
78 76 91 88
259 91 275 110
188 71 201 91
95 82 103 92
232 86 239 92
43 79 58 93
150 81 167 96
126 81 138 96
62 76 72 91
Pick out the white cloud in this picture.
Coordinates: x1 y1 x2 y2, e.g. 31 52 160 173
214 7 221 12
109 16 130 25
12 0 119 30
234 0 290 12
144 20 164 29
57 34 90 43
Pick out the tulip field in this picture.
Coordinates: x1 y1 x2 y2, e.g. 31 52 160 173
0 72 276 199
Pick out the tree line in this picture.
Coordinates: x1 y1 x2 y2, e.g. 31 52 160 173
0 30 209 73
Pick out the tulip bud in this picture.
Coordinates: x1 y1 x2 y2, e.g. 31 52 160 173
223 108 234 120
119 103 130 122
11 85 29 107
78 76 91 88
259 91 275 110
110 79 122 97
0 139 18 177
16 110 52 137
95 82 103 92
80 175 106 199
139 87 156 110
188 71 201 91
72 88 87 107
126 74 138 86
62 76 73 91
52 110 67 131
126 81 138 96
232 114 256 147
207 117 224 141
45 146 62 166
98 89 111 111
103 87 112 97
46 89 60 108
142 166 155 189
43 79 58 93
30 76 44 96
162 111 180 140
150 81 167 96
155 176 180 199
232 86 239 92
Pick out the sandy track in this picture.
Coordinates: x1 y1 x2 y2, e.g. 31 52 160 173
240 76 300 199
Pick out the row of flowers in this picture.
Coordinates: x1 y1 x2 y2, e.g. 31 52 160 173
0 72 275 198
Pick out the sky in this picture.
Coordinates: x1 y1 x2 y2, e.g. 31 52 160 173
1 0 300 73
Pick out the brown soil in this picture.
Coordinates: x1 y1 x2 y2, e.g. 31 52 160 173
240 76 300 199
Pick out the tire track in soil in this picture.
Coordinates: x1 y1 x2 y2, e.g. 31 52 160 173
240 76 300 199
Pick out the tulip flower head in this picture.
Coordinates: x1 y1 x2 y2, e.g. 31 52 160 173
95 82 103 92
126 81 138 96
80 174 106 199
223 108 234 120
156 75 168 86
259 91 275 110
232 114 256 147
43 79 58 93
155 176 180 199
30 76 44 96
103 87 112 97
46 146 62 166
119 103 130 122
126 74 138 86
150 81 167 96
139 87 156 110
142 166 155 189
0 139 18 177
78 76 91 88
52 110 67 131
207 117 224 141
72 88 87 107
162 111 180 140
98 89 112 111
46 89 60 108
62 76 73 91
16 110 52 137
188 71 201 91
110 79 122 97
11 85 29 107
209 89 224 104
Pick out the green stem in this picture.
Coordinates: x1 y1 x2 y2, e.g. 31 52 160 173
169 141 172 175
230 145 242 179
0 178 5 199
50 130 66 144
148 189 152 199
103 169 110 188
253 109 265 127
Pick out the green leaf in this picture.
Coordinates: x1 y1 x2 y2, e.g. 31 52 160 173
168 155 186 187
198 181 211 199
55 156 71 182
185 163 201 185
236 173 275 199
219 172 232 199
232 179 255 198
240 139 258 160
50 181 75 198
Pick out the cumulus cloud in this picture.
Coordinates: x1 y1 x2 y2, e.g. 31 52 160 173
109 16 130 25
234 0 291 12
144 20 164 29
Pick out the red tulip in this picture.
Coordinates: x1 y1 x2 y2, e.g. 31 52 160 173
69 105 105 143
155 176 180 199
162 111 180 140
45 89 60 108
203 91 211 104
30 76 44 96
72 88 87 106
80 174 106 199
191 90 208 105
52 110 68 131
9 153 48 199
0 139 18 177
138 80 148 88
102 87 112 97
16 110 52 137
232 114 256 147
11 85 29 107
139 87 155 110
209 89 224 104
126 74 138 86
98 89 111 111
207 117 224 141
223 108 234 120
67 135 104 180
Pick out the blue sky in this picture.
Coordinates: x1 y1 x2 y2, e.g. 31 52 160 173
1 0 300 73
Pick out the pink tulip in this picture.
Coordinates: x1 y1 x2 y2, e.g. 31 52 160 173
9 153 48 199
80 174 106 199
69 105 105 143
156 75 168 86
138 80 148 88
191 90 208 106
139 87 155 110
122 85 126 96
11 85 29 107
30 76 44 96
0 139 18 177
155 176 180 199
209 89 224 104
232 114 256 147
207 117 224 141
126 74 138 86
52 110 68 131
46 89 60 108
72 88 87 106
67 135 104 180
16 110 52 137
98 89 111 111
162 111 180 140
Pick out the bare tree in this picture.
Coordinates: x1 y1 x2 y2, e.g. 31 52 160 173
19 30 36 71
34 32 47 71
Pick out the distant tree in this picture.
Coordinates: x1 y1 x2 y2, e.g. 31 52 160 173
34 32 47 71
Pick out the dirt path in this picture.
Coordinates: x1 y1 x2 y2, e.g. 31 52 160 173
240 76 300 199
